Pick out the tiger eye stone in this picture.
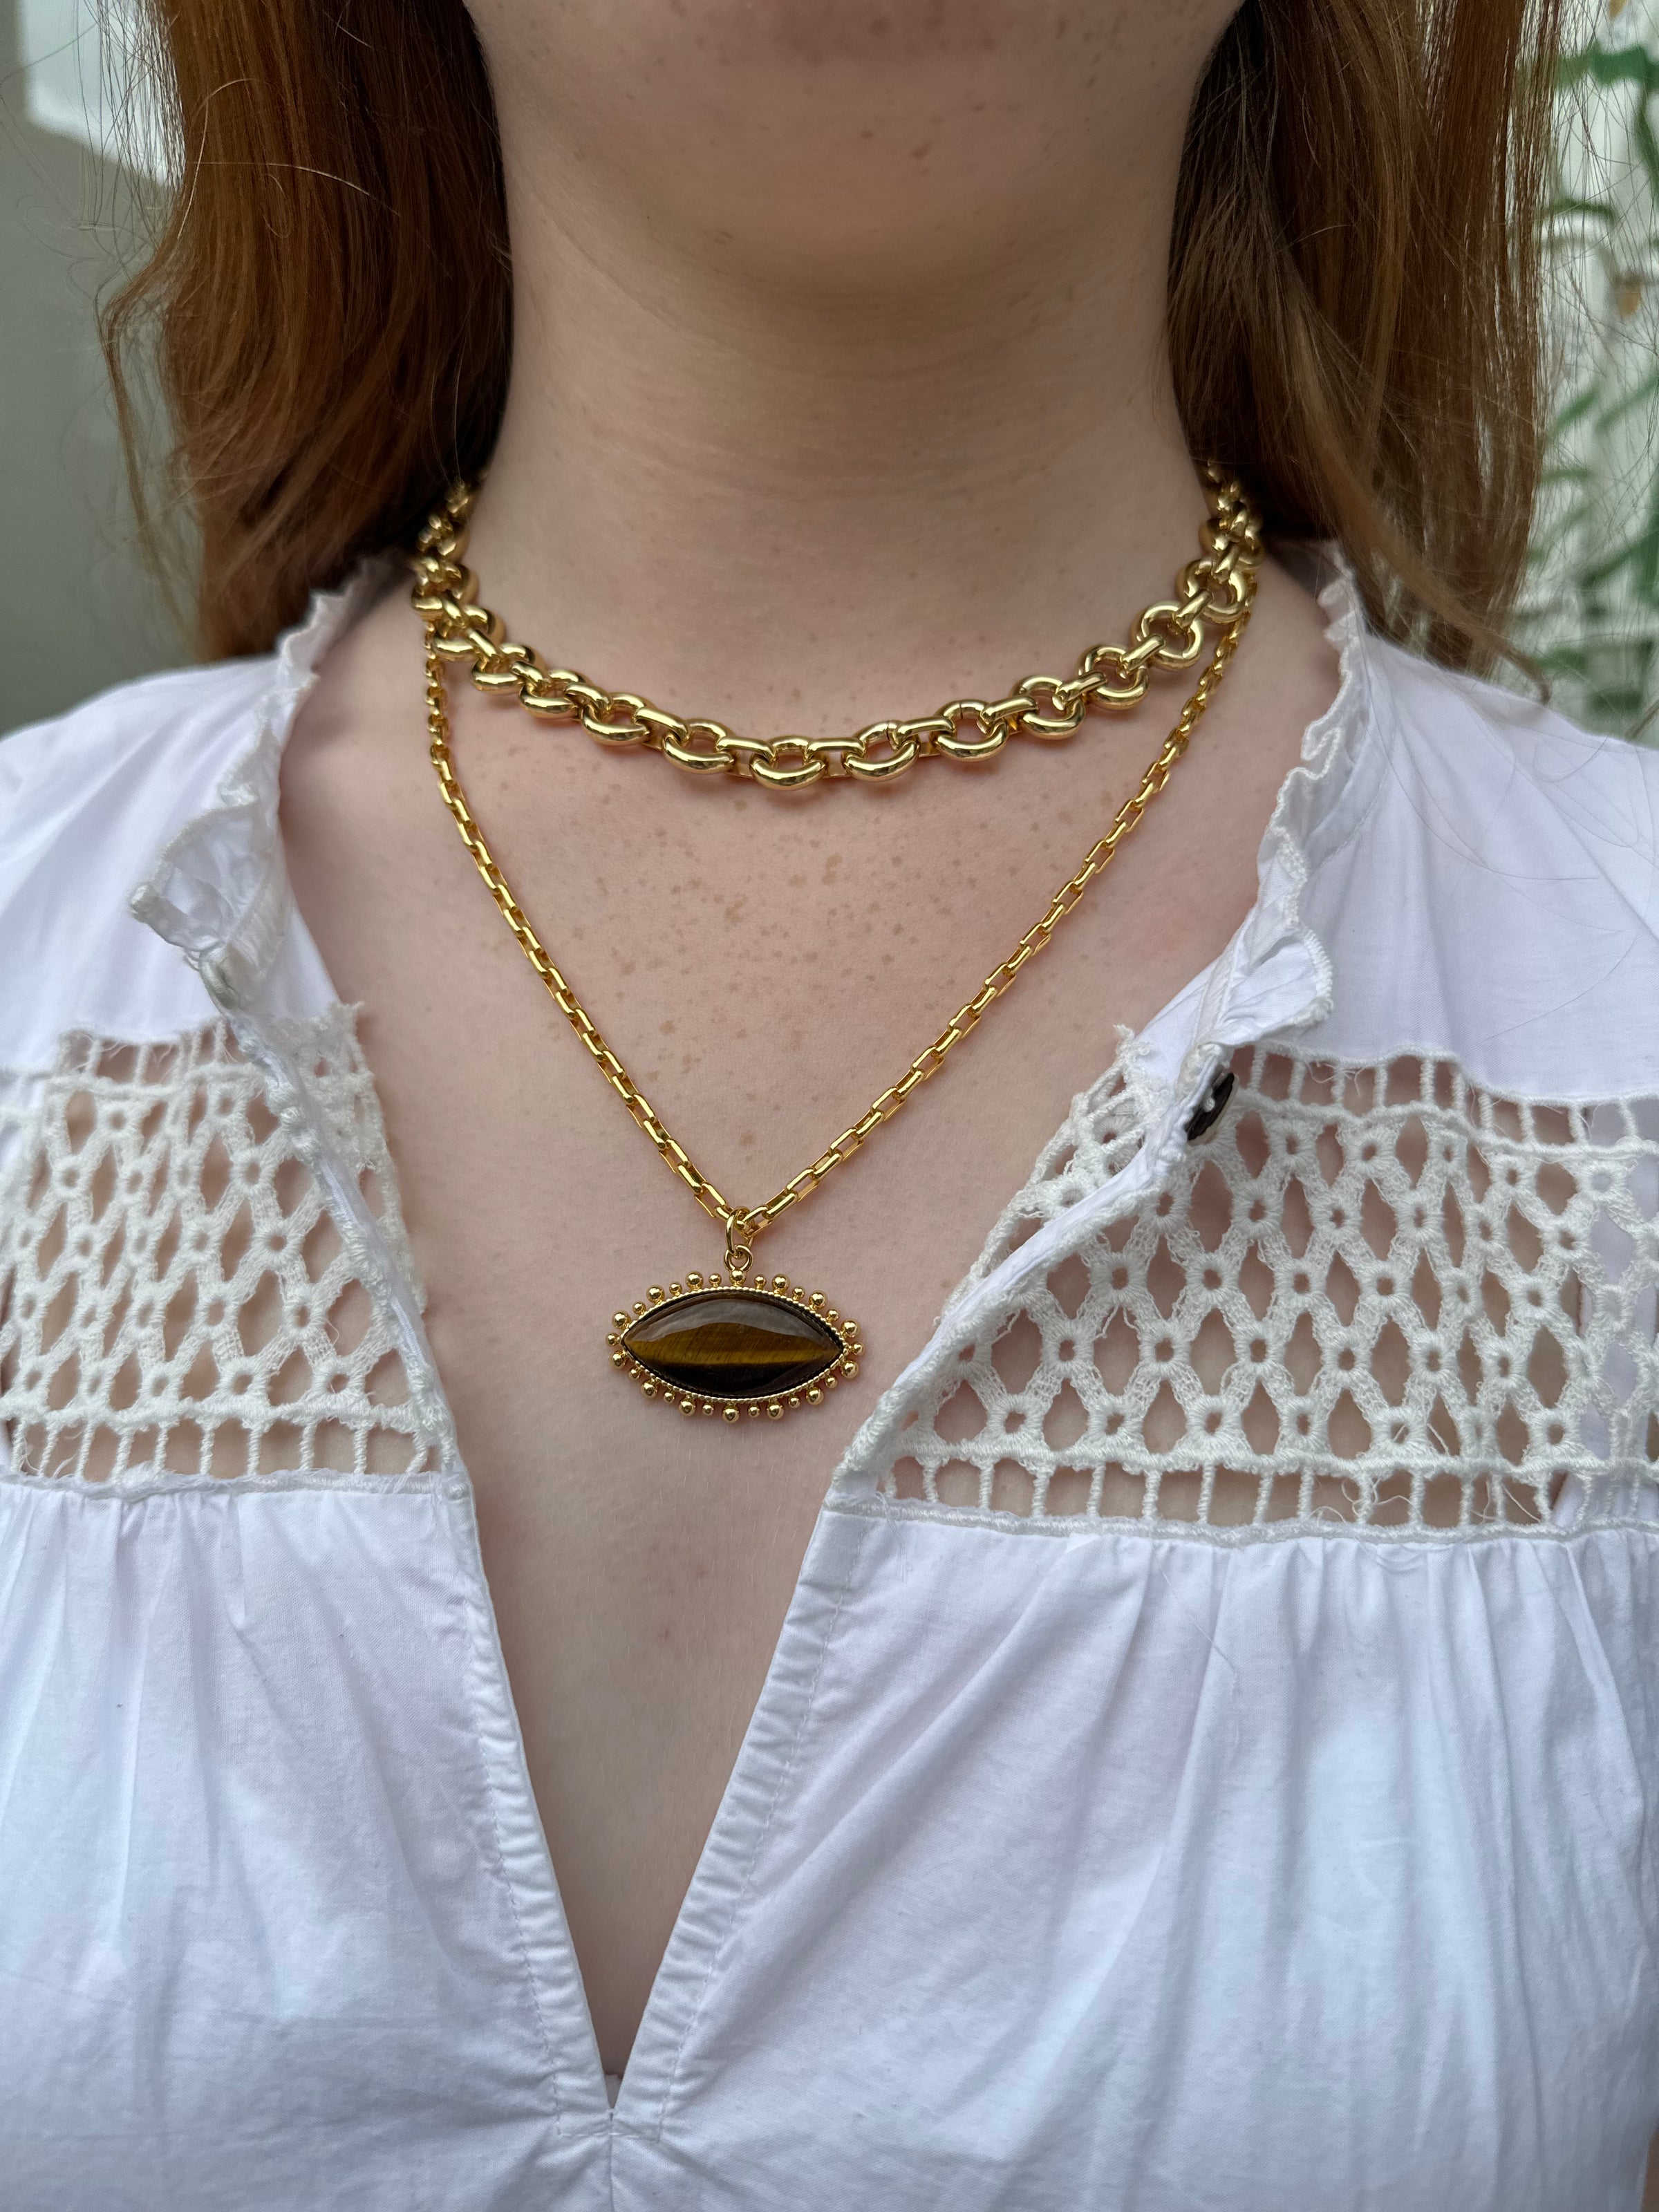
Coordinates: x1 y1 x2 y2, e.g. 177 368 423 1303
622 1288 841 1398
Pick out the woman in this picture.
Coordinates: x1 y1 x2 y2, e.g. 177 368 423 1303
3 1 1657 2204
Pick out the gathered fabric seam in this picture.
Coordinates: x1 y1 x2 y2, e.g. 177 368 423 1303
824 1494 1659 1549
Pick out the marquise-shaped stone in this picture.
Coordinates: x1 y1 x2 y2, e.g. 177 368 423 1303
623 1289 841 1398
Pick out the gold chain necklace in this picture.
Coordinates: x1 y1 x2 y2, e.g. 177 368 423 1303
414 482 1262 1425
411 465 1261 791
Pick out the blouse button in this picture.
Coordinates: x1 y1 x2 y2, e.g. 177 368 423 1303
1184 1068 1236 1144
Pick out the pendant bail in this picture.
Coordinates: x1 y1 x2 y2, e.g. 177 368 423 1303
724 1210 758 1282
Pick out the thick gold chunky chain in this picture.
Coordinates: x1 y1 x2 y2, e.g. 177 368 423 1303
419 525 1259 1263
411 466 1262 791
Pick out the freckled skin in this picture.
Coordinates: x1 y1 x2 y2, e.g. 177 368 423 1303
283 0 1338 2076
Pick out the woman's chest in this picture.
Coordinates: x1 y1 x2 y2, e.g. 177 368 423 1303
272 646 1288 2059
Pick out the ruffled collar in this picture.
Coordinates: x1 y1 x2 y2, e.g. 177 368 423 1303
129 561 391 1009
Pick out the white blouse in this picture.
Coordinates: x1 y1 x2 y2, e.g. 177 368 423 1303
2 560 1658 2212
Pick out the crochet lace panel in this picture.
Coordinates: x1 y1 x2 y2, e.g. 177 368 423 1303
5 1023 1656 1530
879 1049 1659 1533
0 1017 442 1485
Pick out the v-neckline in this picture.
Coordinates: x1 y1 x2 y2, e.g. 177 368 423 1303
227 960 1198 2127
445 1463 883 2136
310 985 1163 2125
261 969 1227 2130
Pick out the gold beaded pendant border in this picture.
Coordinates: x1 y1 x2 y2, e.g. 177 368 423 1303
607 1269 863 1423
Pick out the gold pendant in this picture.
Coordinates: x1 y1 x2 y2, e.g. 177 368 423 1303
608 1268 862 1423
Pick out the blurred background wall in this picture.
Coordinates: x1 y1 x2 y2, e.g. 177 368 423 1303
3 0 1657 740
2 0 181 731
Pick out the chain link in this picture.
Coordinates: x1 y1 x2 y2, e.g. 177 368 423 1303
420 513 1259 1255
411 465 1262 791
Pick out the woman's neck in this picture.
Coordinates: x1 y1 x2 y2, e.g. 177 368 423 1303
465 10 1219 737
